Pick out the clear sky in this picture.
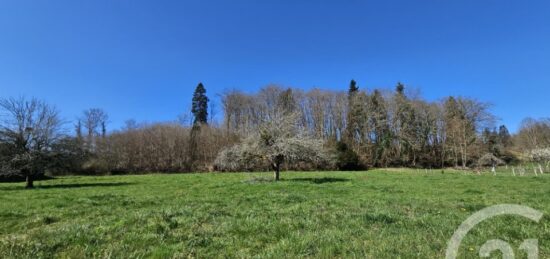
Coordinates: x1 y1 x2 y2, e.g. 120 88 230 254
1 0 549 132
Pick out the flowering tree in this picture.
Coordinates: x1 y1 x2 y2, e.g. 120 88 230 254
527 148 550 166
477 153 505 168
215 114 331 180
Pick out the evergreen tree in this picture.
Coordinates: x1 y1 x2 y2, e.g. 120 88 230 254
349 79 359 94
191 83 209 125
396 82 405 95
188 83 209 171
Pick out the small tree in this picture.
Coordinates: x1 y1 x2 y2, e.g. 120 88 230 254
215 114 331 180
0 97 64 188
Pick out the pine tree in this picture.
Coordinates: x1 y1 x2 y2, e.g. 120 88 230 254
396 82 405 95
191 83 209 125
188 83 209 171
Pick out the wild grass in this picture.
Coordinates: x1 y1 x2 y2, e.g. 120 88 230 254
0 170 548 258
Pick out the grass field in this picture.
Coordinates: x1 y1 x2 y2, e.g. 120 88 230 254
0 170 548 258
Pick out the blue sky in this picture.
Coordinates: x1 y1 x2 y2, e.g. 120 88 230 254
1 0 549 132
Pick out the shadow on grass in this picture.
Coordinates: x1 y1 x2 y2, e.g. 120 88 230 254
286 177 350 184
0 174 54 183
0 182 134 190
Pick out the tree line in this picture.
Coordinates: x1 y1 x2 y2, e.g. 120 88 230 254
1 81 549 186
221 82 502 169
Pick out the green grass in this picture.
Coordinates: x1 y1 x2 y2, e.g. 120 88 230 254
0 170 548 258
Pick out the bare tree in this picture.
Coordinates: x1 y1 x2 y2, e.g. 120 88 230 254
96 122 237 173
443 97 494 168
81 108 108 151
0 97 63 188
515 118 550 151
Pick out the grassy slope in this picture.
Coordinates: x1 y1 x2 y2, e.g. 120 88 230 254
0 170 548 258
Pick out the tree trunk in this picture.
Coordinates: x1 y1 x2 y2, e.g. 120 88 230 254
461 149 467 169
274 163 280 181
25 175 34 189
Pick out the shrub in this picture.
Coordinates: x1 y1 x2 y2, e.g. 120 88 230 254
335 142 364 171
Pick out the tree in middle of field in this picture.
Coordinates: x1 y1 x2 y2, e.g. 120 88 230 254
215 113 331 180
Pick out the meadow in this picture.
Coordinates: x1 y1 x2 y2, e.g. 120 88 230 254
0 169 548 258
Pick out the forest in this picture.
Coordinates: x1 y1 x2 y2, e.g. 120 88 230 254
1 81 550 187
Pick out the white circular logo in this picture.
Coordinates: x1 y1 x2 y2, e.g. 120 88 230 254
446 204 543 259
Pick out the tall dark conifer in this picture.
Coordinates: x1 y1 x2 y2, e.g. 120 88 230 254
396 82 405 95
349 79 359 94
192 83 209 125
188 83 209 171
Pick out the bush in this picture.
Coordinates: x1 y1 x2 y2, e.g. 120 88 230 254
526 148 550 163
477 153 505 167
335 142 365 171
